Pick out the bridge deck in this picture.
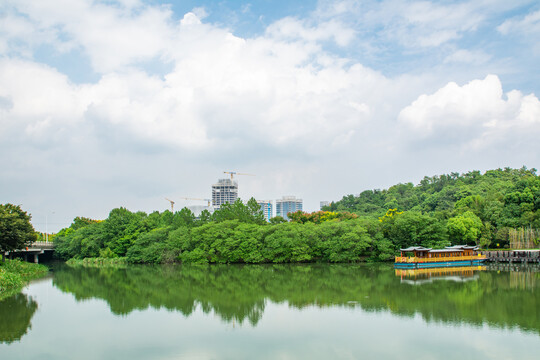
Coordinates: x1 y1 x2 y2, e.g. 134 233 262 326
3 242 55 263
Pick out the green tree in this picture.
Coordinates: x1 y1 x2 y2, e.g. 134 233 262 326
198 209 212 224
70 216 99 230
447 211 483 245
246 197 266 225
317 221 372 262
0 204 37 262
126 228 168 264
103 208 143 256
173 208 196 228
269 216 287 224
212 198 266 224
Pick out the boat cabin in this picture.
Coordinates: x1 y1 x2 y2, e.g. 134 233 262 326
400 245 480 258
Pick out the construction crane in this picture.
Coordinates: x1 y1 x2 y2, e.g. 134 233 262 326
180 197 212 206
165 198 175 212
223 171 256 180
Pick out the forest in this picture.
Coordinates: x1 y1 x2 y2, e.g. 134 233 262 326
53 167 540 264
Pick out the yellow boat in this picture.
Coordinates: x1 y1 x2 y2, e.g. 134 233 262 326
394 245 486 269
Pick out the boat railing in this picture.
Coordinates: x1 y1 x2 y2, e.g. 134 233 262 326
395 255 486 263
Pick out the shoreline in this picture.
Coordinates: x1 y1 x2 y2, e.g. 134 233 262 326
0 259 49 300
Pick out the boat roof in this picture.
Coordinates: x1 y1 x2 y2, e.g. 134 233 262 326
429 249 464 253
446 245 479 250
400 246 432 252
400 245 479 252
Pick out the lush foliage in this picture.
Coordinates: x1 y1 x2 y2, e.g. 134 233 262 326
0 260 48 300
0 204 38 260
54 196 386 263
326 166 540 248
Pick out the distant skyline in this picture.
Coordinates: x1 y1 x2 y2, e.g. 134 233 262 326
1 0 539 232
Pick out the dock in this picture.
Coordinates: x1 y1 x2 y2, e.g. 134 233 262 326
481 250 540 263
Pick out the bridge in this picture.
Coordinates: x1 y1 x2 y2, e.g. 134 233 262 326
4 241 55 263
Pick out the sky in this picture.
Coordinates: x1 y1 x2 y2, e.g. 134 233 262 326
1 0 539 232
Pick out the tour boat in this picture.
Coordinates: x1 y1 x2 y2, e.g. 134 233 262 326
394 245 486 269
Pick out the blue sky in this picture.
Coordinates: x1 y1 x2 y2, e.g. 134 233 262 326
1 0 540 231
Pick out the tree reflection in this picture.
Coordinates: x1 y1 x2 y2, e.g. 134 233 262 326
0 293 38 343
52 263 540 333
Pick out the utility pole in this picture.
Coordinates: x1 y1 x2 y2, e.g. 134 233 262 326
45 211 55 242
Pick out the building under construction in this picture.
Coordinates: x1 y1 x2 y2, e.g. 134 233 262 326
212 178 238 208
257 200 273 222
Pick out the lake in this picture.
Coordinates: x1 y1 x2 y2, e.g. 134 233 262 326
1 263 539 359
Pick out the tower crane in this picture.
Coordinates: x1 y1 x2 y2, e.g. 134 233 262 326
180 197 212 206
223 171 256 180
165 198 175 212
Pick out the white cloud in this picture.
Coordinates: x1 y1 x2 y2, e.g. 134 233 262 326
266 17 355 47
398 74 540 148
2 0 175 73
1 0 539 230
498 9 540 35
443 49 491 65
0 59 87 136
355 0 487 48
0 12 387 155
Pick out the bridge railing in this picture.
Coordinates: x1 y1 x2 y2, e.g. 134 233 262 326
31 241 55 247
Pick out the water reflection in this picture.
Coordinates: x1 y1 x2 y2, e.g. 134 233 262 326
0 293 38 343
51 263 540 334
395 266 486 285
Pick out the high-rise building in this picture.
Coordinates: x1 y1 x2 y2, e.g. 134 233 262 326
256 200 273 222
212 178 238 208
276 196 303 220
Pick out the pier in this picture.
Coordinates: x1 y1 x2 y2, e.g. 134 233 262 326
481 250 540 264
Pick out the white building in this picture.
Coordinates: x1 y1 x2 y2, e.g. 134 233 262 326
276 196 303 220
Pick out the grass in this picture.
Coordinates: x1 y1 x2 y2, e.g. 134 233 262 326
0 259 49 300
66 257 128 268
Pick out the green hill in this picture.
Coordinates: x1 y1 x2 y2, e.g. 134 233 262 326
327 167 539 228
324 166 540 249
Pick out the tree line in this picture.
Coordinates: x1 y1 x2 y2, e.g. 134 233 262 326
50 167 540 264
54 202 378 263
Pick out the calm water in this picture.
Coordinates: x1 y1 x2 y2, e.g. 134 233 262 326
1 263 539 359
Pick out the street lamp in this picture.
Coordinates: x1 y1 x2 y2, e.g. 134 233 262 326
45 211 55 242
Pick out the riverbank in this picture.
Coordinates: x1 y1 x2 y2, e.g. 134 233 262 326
0 259 49 300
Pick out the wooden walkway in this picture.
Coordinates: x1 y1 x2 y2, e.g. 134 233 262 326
482 250 540 263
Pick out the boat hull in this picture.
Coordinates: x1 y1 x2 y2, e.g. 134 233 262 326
394 259 486 269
